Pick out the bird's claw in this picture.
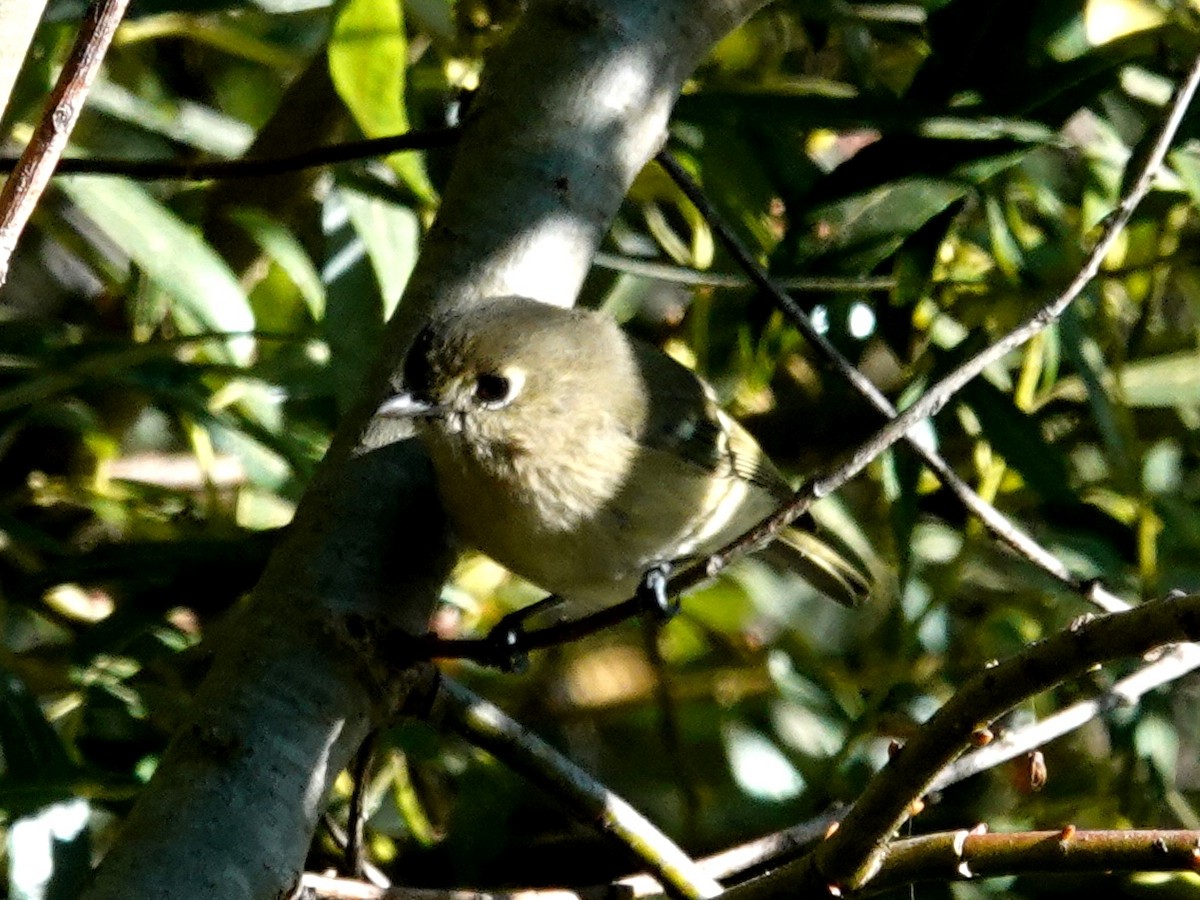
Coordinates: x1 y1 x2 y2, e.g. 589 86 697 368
638 562 678 621
484 595 565 672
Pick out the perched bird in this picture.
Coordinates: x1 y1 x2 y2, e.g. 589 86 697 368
378 296 870 614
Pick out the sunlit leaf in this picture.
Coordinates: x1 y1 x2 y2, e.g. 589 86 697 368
328 0 435 202
1052 350 1200 409
57 178 256 364
340 182 420 318
225 207 325 321
722 719 805 802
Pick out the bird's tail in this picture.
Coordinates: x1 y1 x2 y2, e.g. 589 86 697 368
764 526 873 608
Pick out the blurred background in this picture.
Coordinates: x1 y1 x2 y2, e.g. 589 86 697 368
3 0 1200 897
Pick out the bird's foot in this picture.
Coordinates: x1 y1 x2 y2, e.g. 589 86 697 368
637 562 678 621
484 594 565 672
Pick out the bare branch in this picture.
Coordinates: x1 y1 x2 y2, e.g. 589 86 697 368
0 128 461 181
722 592 1200 897
438 678 722 900
868 828 1200 894
0 0 131 285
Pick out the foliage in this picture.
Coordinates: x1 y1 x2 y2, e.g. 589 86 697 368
2 0 1200 896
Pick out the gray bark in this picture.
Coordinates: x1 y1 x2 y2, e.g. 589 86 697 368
81 1 768 897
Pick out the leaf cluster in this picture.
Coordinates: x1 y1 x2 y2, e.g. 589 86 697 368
3 0 1200 897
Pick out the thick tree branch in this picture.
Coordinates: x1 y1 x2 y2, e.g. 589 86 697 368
80 1 771 897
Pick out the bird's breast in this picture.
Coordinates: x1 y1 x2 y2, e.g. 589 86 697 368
422 427 774 611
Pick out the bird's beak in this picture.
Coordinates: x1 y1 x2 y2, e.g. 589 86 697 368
376 392 443 420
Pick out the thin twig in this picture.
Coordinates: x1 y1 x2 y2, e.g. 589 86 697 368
654 149 1128 614
437 678 723 900
0 128 461 182
722 591 1200 897
866 827 1200 894
593 251 896 293
931 640 1200 791
344 732 378 879
0 0 131 285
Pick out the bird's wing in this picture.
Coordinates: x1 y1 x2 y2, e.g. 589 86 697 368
630 342 790 498
629 341 871 608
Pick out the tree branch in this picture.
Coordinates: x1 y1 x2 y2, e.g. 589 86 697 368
438 679 722 900
723 592 1200 896
867 828 1200 895
0 0 130 285
79 1 772 896
0 127 461 181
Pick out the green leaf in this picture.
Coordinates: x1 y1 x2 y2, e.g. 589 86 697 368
322 187 387 413
58 177 256 365
87 77 255 157
959 380 1075 506
798 177 969 272
340 182 420 319
328 0 435 203
1053 350 1200 409
225 207 325 321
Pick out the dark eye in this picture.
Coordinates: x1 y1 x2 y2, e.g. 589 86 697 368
474 372 513 405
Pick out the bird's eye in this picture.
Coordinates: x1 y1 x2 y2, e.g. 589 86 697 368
474 372 516 407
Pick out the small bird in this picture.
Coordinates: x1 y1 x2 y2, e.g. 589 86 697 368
378 296 870 614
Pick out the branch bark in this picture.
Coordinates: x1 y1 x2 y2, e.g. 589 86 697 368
722 593 1200 898
0 0 129 285
80 1 768 897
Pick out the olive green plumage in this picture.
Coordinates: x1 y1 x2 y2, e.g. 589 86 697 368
379 296 870 612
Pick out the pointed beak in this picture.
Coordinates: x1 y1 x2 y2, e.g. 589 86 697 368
376 392 443 420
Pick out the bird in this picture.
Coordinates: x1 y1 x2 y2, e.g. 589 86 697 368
377 296 871 615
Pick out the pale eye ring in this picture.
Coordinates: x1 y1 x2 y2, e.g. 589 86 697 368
473 368 524 408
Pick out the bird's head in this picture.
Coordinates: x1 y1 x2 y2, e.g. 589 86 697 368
378 297 643 463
